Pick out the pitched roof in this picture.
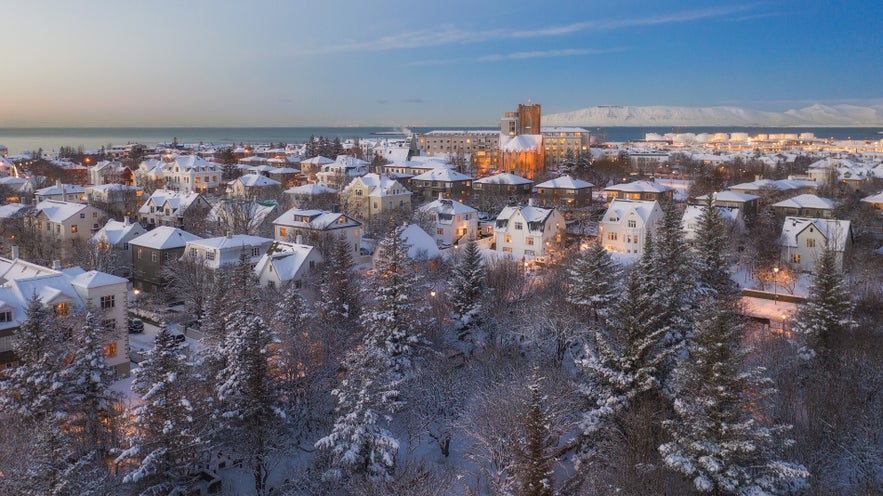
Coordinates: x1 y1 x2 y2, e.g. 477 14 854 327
695 191 759 203
273 208 360 230
474 173 532 185
411 167 474 182
497 205 554 224
605 180 672 194
129 226 202 250
535 175 594 189
35 200 88 223
780 217 851 251
500 134 543 152
91 218 146 245
236 174 281 187
604 199 660 224
772 194 836 210
419 197 478 217
253 241 318 282
284 184 337 196
188 234 272 250
399 225 441 259
138 189 203 215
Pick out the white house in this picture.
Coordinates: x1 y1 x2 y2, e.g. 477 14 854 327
31 200 105 257
34 181 87 203
183 234 274 270
681 203 742 246
138 189 210 228
418 195 479 247
91 216 147 262
599 199 663 257
0 255 130 376
341 173 412 221
253 240 322 289
228 173 282 199
162 155 223 193
272 208 362 254
780 217 853 272
493 204 566 260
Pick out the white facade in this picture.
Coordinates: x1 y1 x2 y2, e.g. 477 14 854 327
419 197 479 247
254 241 322 289
493 205 566 260
184 234 274 270
599 199 663 257
162 155 223 193
780 217 852 272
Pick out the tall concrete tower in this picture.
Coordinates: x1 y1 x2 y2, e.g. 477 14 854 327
516 103 541 135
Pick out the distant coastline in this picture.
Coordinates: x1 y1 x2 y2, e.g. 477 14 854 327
1 126 881 155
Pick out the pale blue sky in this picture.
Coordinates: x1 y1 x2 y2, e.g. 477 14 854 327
1 0 880 126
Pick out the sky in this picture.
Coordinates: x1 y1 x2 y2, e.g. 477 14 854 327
1 0 881 127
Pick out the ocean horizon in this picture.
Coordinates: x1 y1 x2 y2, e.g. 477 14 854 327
1 126 881 155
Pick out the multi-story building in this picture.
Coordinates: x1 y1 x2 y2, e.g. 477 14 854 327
183 234 274 271
228 173 282 199
604 180 674 203
415 131 500 174
129 226 203 292
91 217 147 275
473 173 533 213
29 200 105 258
0 253 131 376
162 155 223 194
599 199 663 257
272 208 362 255
34 181 87 203
541 127 591 168
780 217 853 272
772 194 836 220
493 204 566 260
315 156 369 191
418 195 479 247
137 189 211 229
341 173 411 221
692 191 759 220
253 240 322 290
533 175 594 208
409 167 473 203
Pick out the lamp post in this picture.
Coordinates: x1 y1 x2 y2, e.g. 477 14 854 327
773 266 779 304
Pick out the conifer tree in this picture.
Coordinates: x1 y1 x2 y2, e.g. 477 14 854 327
660 301 809 495
566 241 622 321
792 248 853 366
361 226 425 376
315 348 401 482
0 294 64 421
60 313 117 460
694 197 735 298
653 200 697 348
515 370 556 496
117 325 204 495
23 421 110 496
317 233 360 325
449 238 485 339
213 310 286 495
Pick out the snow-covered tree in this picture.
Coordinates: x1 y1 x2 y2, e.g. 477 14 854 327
361 226 426 376
213 310 286 495
514 369 556 496
0 294 64 421
693 197 736 298
792 248 854 366
59 313 118 460
578 239 672 436
448 238 485 339
315 348 401 482
660 301 809 495
653 200 697 351
317 232 360 325
566 241 622 321
22 421 111 496
117 325 204 495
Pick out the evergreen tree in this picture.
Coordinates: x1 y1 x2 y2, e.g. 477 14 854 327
694 196 735 298
23 421 110 496
213 310 286 495
566 241 622 322
317 233 360 325
361 226 425 376
792 248 853 366
514 369 556 496
0 294 64 421
448 238 485 339
660 301 809 495
59 313 117 460
305 135 318 158
228 247 261 310
315 348 401 482
117 325 204 495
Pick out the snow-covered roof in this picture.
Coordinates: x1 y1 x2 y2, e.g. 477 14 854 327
300 156 334 165
138 189 203 215
0 176 27 189
91 218 146 246
540 126 590 133
604 180 673 194
772 194 835 210
34 183 86 196
780 217 851 251
345 173 410 198
284 184 337 196
730 178 817 192
253 241 318 282
419 197 478 217
681 204 740 227
474 173 532 185
188 234 272 250
861 191 883 204
500 134 543 153
273 208 360 230
695 191 759 203
603 199 660 225
171 155 221 171
235 173 281 188
535 175 594 189
70 270 128 289
496 205 554 226
399 224 441 260
0 203 29 219
35 200 88 223
411 167 473 182
129 226 202 250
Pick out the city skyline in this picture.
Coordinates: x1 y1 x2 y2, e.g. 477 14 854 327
2 0 881 127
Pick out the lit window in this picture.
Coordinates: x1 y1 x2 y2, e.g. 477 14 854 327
104 342 117 358
504 234 512 243
54 303 70 317
527 237 534 246
792 254 800 263
100 295 115 309
71 225 78 233
806 238 815 248
279 227 287 237
151 252 158 262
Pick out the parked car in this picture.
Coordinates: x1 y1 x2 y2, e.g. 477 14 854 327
128 318 144 334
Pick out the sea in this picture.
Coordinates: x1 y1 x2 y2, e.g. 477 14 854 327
1 126 881 155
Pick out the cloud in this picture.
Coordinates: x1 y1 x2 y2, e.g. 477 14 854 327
410 47 618 66
403 98 424 103
376 99 389 104
292 5 759 56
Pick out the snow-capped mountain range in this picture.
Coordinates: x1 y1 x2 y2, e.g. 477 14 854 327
544 104 883 127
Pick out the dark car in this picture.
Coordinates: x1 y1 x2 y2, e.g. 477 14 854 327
128 318 144 334
172 334 186 344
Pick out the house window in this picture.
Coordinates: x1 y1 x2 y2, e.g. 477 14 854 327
792 254 801 263
504 234 512 243
633 235 639 244
251 247 260 257
437 228 444 235
104 342 117 358
279 227 287 238
100 295 115 309
93 212 97 218
151 252 158 262
527 237 534 246
502 247 512 253
54 302 70 317
80 213 86 219
627 220 636 228
515 222 523 230
356 190 363 196
806 238 815 248
0 311 11 322
206 251 216 261
71 225 78 233
607 232 618 241
102 319 116 332
137 248 143 260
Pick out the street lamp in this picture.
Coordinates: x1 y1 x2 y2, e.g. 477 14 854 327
773 267 779 304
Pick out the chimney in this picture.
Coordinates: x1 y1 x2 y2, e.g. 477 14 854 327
331 203 340 213
124 215 130 226
11 245 19 260
295 234 303 245
528 197 536 207
52 260 62 270
226 230 232 239
438 192 444 201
